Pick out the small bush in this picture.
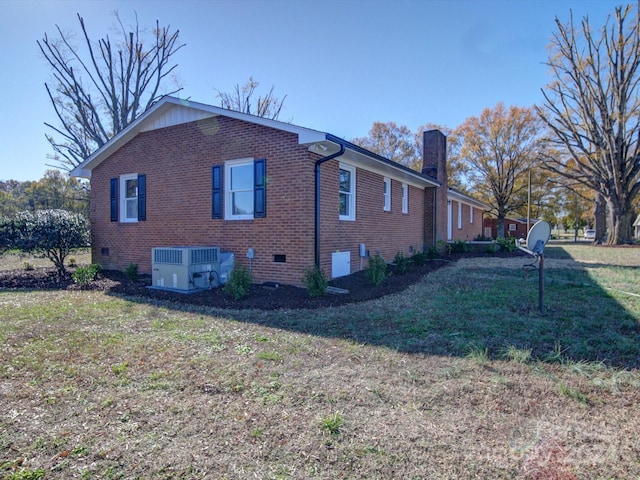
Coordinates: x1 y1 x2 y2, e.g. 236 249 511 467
497 237 517 252
437 240 451 256
411 250 427 266
485 243 500 254
67 257 77 268
124 263 139 282
22 261 34 271
72 263 102 286
224 264 252 300
302 265 328 297
365 254 387 286
393 252 411 274
424 246 440 260
449 239 469 254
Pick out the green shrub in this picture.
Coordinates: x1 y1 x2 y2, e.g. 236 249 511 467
124 263 139 282
497 237 517 252
449 239 469 254
67 257 77 268
485 243 500 254
224 264 252 300
72 263 102 286
3 209 90 276
302 265 328 297
411 250 427 266
365 254 387 286
437 240 451 256
393 252 411 274
424 245 440 260
22 261 34 271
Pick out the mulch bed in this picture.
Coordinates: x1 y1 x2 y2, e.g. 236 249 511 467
0 252 519 310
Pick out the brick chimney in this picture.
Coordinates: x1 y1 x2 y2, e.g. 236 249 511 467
422 130 448 243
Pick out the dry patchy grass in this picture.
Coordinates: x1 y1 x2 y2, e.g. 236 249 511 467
0 250 91 272
1 244 639 479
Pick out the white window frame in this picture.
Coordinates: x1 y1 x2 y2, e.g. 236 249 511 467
447 200 453 240
339 162 356 221
383 177 391 211
120 173 138 223
509 223 517 231
470 205 474 224
401 183 408 214
225 158 254 220
457 202 462 229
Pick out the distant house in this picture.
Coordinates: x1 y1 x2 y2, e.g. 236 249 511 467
71 96 487 287
483 217 536 239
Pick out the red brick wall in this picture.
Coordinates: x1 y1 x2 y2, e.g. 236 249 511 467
90 116 432 286
449 200 484 241
318 162 427 277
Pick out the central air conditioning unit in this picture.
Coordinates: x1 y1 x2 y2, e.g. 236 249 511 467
151 246 221 292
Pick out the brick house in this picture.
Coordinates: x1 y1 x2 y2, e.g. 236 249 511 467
445 189 488 242
483 217 536 239
71 96 486 287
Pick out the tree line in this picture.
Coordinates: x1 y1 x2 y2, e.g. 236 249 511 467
0 170 89 218
32 3 640 244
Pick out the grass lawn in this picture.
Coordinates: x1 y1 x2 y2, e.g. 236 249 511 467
1 244 639 479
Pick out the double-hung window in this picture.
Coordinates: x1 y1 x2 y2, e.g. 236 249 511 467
458 202 463 229
122 175 138 222
383 177 391 211
112 173 146 223
214 158 266 220
225 159 254 219
339 163 356 221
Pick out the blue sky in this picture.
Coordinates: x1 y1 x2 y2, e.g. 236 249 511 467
0 0 618 181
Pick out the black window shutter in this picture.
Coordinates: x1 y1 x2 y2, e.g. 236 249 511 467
110 178 118 222
137 174 146 221
254 158 266 218
212 165 223 219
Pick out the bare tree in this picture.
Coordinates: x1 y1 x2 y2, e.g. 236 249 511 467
38 12 185 170
216 77 286 120
455 103 544 238
536 4 640 244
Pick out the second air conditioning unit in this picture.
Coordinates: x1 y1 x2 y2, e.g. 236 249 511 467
152 246 221 292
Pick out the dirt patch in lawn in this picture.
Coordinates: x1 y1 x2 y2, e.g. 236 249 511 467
0 251 522 310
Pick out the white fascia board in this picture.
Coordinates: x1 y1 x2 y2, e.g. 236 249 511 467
448 189 489 210
338 148 439 189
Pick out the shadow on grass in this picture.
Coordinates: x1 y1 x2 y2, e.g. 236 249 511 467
97 246 640 371
0 245 617 371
